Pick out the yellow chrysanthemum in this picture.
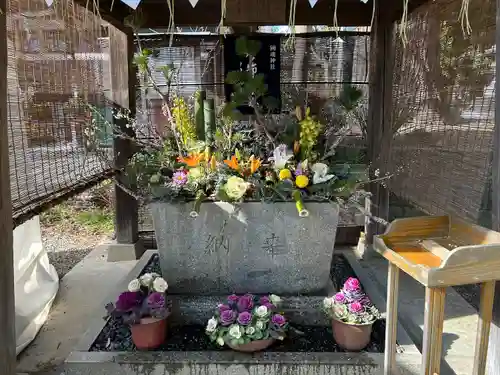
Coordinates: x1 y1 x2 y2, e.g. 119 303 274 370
279 169 292 181
295 175 309 188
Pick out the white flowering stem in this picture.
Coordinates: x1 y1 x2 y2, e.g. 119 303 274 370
293 190 309 217
190 190 206 218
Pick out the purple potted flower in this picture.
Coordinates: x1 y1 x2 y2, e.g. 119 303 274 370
205 293 290 353
322 278 380 351
105 273 171 350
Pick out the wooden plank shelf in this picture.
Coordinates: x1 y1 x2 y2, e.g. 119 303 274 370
374 215 500 375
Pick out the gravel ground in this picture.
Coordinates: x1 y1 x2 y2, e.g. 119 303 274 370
42 227 111 279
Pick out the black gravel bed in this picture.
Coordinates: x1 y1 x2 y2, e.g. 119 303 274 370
91 321 387 352
90 253 388 353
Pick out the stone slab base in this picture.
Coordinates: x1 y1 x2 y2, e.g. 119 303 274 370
64 352 422 375
106 240 145 262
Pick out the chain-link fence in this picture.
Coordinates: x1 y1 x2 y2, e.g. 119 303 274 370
7 0 128 227
135 32 371 232
381 0 495 228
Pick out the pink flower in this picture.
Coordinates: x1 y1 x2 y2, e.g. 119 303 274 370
218 304 231 312
334 292 346 303
227 294 239 306
172 170 188 185
344 277 361 292
349 301 364 314
271 314 286 327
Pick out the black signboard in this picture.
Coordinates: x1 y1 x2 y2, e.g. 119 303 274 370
223 35 281 115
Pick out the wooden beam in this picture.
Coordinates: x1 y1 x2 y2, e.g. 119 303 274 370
136 0 373 27
0 0 17 372
113 30 139 247
486 0 500 371
73 0 132 32
365 2 394 247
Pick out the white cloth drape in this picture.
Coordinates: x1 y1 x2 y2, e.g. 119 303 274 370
14 216 59 355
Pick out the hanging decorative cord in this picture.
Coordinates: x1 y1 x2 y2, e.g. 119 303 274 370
370 0 375 30
332 0 339 38
218 0 227 34
166 0 175 46
285 0 298 50
398 0 409 46
459 0 472 35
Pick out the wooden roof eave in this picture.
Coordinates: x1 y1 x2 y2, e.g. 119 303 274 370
73 0 133 32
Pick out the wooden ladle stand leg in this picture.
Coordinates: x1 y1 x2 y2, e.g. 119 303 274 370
384 268 497 375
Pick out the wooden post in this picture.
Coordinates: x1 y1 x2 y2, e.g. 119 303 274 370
384 263 399 375
474 281 496 375
365 5 394 249
486 0 500 370
0 2 17 373
109 29 142 261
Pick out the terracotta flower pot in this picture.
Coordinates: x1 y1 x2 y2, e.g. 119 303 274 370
331 318 373 351
130 317 167 350
227 339 276 353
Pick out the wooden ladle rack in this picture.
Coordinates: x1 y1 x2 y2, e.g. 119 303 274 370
373 215 500 375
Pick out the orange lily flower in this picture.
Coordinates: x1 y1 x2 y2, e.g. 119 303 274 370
224 155 239 171
249 155 262 174
177 152 204 167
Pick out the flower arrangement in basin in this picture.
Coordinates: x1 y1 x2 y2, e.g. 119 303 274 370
205 294 289 352
105 273 171 350
322 277 380 351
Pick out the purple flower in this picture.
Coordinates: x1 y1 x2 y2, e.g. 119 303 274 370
218 304 231 312
358 296 373 307
220 309 237 326
259 296 271 305
349 302 364 314
295 163 305 176
334 292 346 304
263 302 275 310
344 277 361 292
172 170 188 185
271 314 286 327
115 291 142 311
237 294 254 312
237 311 253 326
227 294 240 306
147 292 165 309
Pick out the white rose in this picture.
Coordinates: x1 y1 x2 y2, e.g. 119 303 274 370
246 326 256 335
255 305 268 318
153 277 168 293
323 297 334 309
229 325 242 339
206 317 218 333
216 337 225 346
269 294 282 306
255 320 264 330
140 273 154 287
151 272 160 278
127 279 141 292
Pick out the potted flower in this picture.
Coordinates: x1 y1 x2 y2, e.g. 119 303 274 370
105 273 171 350
205 294 289 352
322 277 380 351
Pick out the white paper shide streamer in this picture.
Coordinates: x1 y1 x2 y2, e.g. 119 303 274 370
308 0 319 7
189 0 199 7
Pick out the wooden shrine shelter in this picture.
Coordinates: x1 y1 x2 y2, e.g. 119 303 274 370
1 0 499 374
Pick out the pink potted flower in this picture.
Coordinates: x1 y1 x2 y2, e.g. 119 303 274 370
322 277 380 351
105 273 171 350
205 294 289 353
